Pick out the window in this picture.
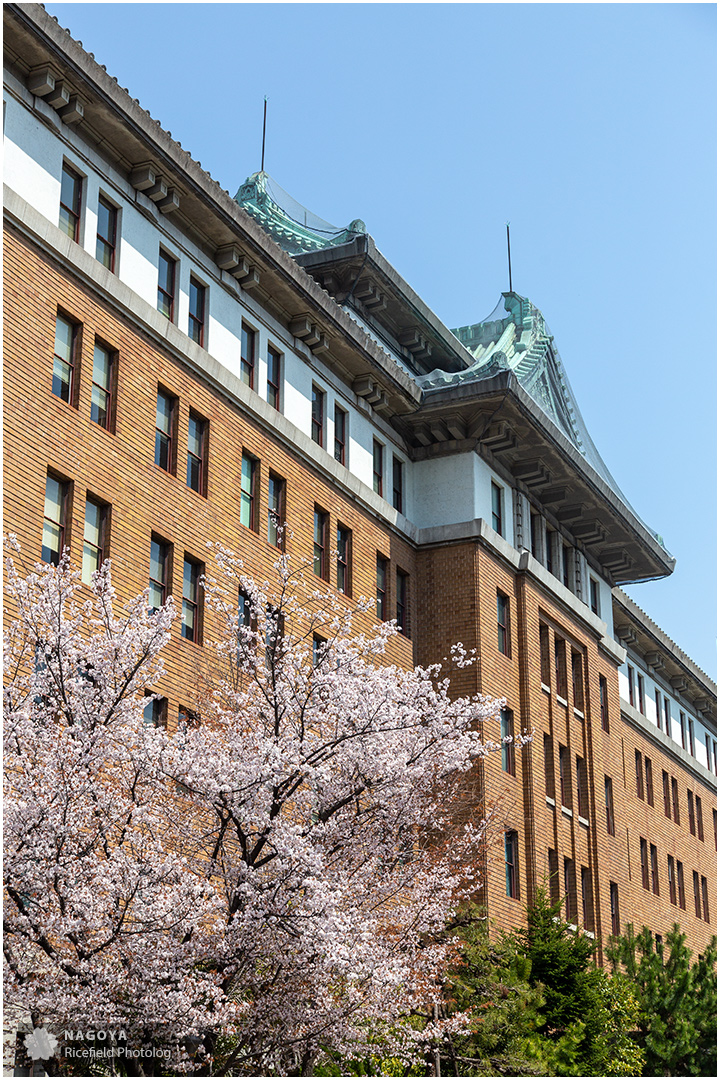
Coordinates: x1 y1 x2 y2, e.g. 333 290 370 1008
677 862 686 909
154 390 175 472
687 790 696 835
695 796 704 841
640 838 649 890
149 537 170 611
267 346 282 410
687 718 695 756
562 544 571 590
655 934 663 955
59 162 82 241
637 673 645 715
333 405 346 464
701 876 710 922
671 777 680 823
501 709 515 776
181 557 203 643
635 750 644 800
693 871 701 918
668 856 677 905
531 513 541 560
177 705 200 733
372 439 384 497
313 507 329 580
396 569 410 637
82 497 108 585
605 776 615 835
664 697 671 737
91 341 114 429
545 528 554 574
581 867 592 931
376 555 388 620
188 276 206 346
187 412 206 494
571 651 584 712
650 844 659 895
589 578 600 616
157 249 176 320
392 456 404 513
143 695 167 728
497 592 510 656
599 675 609 732
264 605 284 668
564 859 576 922
491 482 503 535
544 734 555 799
576 757 588 818
336 525 351 596
680 711 686 749
627 665 635 708
555 637 567 699
96 195 117 271
267 473 285 548
311 385 324 446
241 323 256 389
662 771 671 819
645 758 654 807
705 734 712 771
610 882 620 936
505 831 519 899
655 690 663 729
240 452 257 531
42 474 69 565
238 590 253 629
312 635 326 668
559 745 569 808
714 809 717 851
548 848 560 902
540 624 551 686
52 313 78 404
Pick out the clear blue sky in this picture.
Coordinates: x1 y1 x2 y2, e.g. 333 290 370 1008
47 2 717 678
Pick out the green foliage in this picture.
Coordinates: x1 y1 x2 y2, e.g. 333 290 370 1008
607 923 717 1077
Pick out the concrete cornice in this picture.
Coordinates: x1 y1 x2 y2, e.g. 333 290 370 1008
620 701 717 794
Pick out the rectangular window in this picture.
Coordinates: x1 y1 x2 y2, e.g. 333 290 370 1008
548 848 560 902
687 718 695 756
555 637 567 699
149 537 170 611
599 674 610 732
267 346 282 410
313 507 329 580
693 871 701 918
372 439 384 497
714 809 717 851
705 734 712 771
656 690 663 730
571 651 584 712
96 195 117 271
143 695 167 728
559 745 569 808
662 771 671 818
640 837 649 890
544 734 555 799
664 697 671 737
677 861 686 909
157 249 176 320
671 777 680 823
267 473 285 548
497 592 510 656
59 162 82 241
564 858 576 923
311 385 324 446
82 497 108 585
155 390 175 472
695 796 704 841
52 313 78 404
688 790 696 835
540 624 551 687
627 665 635 707
650 843 659 895
605 776 615 835
589 578 600 616
188 276 206 346
635 750 644 799
701 876 710 922
241 323 256 389
645 757 654 807
187 412 206 494
668 856 677 905
680 710 686 748
42 474 69 565
501 709 515 776
181 556 202 643
333 404 347 463
376 555 388 620
312 635 326 668
576 757 588 818
637 673 645 715
396 569 410 637
240 452 257 531
531 512 541 560
337 525 351 596
491 482 503 535
610 882 620 936
581 867 592 931
562 544 571 589
505 831 519 899
392 456 404 513
91 341 114 429
546 528 555 574
238 589 253 629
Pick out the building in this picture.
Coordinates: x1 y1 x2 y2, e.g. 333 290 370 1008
3 2 716 966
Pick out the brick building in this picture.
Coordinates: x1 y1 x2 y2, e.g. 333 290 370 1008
3 2 716 962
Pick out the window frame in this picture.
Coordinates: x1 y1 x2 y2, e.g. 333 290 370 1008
59 161 82 242
555 636 567 699
81 495 109 585
635 749 644 800
52 311 79 406
372 439 384 497
671 777 680 823
501 708 515 776
604 775 615 835
267 472 285 549
640 837 649 890
695 795 704 841
154 388 176 473
157 248 177 322
662 770 671 819
687 789 696 835
627 664 635 708
637 672 645 715
336 525 352 596
333 404 347 464
313 506 329 580
392 456 404 513
693 871 701 918
188 275 206 347
396 568 410 637
240 451 258 532
610 881 620 936
589 578 600 616
650 843 660 896
143 694 167 729
491 481 503 536
96 194 118 272
186 410 207 496
677 861 686 909
599 674 610 732
241 322 256 389
668 856 677 906
149 536 171 612
42 473 70 566
571 650 584 712
645 757 654 807
376 554 388 620
181 555 203 644
311 384 325 446
267 345 282 410
505 830 520 900
90 338 115 430
497 591 510 656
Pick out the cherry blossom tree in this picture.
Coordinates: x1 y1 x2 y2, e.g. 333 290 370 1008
3 539 510 1076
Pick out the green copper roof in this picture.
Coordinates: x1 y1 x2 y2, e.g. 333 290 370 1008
234 172 366 255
